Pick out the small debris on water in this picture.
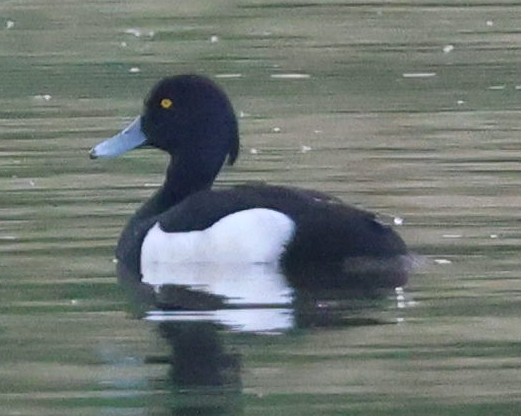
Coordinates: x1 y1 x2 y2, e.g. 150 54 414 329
434 259 452 265
393 217 404 226
215 73 243 79
250 148 258 154
33 94 52 101
300 145 312 153
443 44 454 53
272 127 281 133
6 20 14 29
210 35 219 43
125 28 142 37
270 73 311 79
129 67 141 73
402 72 436 78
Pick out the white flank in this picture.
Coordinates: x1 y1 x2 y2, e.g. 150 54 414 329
141 208 296 272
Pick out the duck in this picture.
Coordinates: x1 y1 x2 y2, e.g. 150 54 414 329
90 74 409 291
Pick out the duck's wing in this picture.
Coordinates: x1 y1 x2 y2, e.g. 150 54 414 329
156 183 381 239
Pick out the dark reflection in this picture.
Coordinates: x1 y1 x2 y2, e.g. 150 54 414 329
117 259 409 415
157 321 241 387
142 318 244 415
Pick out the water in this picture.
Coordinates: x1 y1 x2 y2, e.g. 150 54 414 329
2 1 521 414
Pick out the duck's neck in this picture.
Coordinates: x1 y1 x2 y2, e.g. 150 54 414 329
134 154 221 221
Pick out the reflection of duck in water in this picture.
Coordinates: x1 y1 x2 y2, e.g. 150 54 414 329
155 321 242 388
142 320 243 415
90 74 410 294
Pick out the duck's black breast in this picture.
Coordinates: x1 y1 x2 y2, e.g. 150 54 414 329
116 183 407 288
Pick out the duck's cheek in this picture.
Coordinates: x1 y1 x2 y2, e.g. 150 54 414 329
140 208 296 277
141 119 176 151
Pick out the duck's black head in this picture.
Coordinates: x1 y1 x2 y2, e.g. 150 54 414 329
142 75 239 163
90 74 239 166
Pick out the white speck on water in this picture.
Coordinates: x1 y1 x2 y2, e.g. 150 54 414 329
250 148 258 154
215 73 243 79
0 235 16 240
396 317 405 323
393 217 404 226
515 85 521 90
488 85 505 90
112 258 118 264
395 287 404 294
486 20 494 27
443 234 462 238
129 67 140 73
272 127 281 133
144 183 161 188
490 234 498 239
314 130 323 134
29 180 35 187
300 145 312 153
120 41 127 47
402 72 436 78
210 35 219 43
125 28 142 37
33 94 52 101
239 111 249 118
70 299 78 305
6 20 14 29
434 259 452 265
443 44 454 53
457 100 465 105
270 73 311 79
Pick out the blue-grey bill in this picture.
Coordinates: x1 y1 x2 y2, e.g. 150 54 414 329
89 116 147 159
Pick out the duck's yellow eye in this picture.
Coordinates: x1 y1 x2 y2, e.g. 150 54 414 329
160 98 173 109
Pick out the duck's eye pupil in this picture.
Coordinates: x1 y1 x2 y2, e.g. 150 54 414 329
160 98 173 109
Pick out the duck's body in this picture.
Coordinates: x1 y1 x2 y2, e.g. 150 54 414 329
91 74 408 291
